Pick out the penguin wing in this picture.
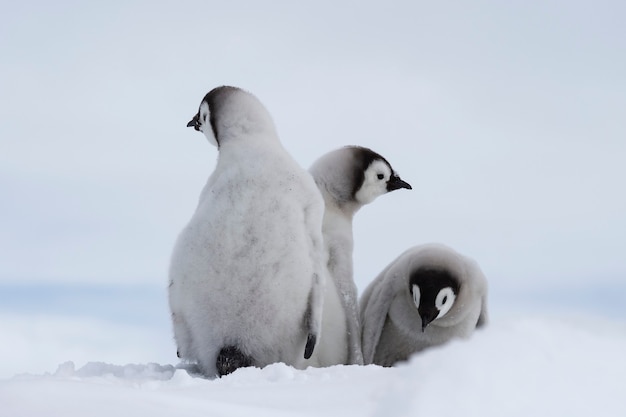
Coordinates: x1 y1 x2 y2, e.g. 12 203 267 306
476 293 489 328
303 271 325 359
360 272 397 364
301 196 328 360
466 257 489 329
359 252 400 321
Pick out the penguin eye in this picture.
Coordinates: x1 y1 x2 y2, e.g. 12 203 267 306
377 173 384 180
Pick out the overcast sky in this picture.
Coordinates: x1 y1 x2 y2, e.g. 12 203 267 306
1 1 625 318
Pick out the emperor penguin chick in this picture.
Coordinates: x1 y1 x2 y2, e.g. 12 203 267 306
169 86 327 377
308 146 411 366
360 243 488 367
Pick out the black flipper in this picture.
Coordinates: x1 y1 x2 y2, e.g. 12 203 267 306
216 345 254 377
304 334 316 360
302 274 322 359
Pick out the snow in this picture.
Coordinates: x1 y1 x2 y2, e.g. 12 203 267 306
2 315 625 417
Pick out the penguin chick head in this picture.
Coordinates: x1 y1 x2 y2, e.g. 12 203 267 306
354 153 412 205
409 268 460 332
186 86 275 148
310 146 411 208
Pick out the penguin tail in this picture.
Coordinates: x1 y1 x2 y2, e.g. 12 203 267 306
216 345 254 377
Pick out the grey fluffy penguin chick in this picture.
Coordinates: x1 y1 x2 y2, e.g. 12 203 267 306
360 243 488 367
308 146 412 366
169 86 327 377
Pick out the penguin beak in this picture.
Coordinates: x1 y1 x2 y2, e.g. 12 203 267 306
187 114 201 131
387 175 412 192
420 310 438 332
421 317 432 332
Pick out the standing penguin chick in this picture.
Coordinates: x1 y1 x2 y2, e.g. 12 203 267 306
308 146 412 366
360 243 488 367
169 86 327 377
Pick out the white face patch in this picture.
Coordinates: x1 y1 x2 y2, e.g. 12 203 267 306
355 160 392 204
199 102 219 147
435 287 456 319
412 284 421 309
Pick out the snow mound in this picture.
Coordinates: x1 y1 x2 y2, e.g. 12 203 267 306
381 316 626 417
1 316 625 417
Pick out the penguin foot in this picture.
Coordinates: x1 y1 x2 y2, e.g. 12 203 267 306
216 345 253 376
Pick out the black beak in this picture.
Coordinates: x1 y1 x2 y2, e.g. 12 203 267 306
420 309 438 332
187 114 201 131
387 175 412 192
421 317 432 332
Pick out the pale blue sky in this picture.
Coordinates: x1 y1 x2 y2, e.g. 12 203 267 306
1 1 625 319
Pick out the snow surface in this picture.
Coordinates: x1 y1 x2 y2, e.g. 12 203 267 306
2 315 625 417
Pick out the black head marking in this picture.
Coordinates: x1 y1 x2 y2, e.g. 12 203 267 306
187 86 242 144
349 146 393 198
409 268 460 330
347 146 412 197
